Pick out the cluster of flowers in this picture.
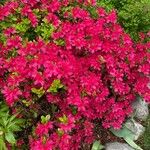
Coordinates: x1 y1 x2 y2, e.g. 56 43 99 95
0 0 149 149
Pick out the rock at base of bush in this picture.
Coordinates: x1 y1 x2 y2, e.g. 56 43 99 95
132 97 149 121
105 142 134 150
125 120 145 141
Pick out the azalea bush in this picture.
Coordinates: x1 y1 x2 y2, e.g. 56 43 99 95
0 0 150 149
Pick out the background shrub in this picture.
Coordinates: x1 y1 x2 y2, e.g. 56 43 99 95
97 0 150 41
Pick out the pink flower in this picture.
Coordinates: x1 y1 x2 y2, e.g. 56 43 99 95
2 86 22 106
35 122 53 136
97 8 106 17
47 0 61 13
138 64 150 75
106 10 117 24
21 5 32 16
46 13 60 27
59 115 75 132
72 7 89 19
3 27 16 37
30 137 54 150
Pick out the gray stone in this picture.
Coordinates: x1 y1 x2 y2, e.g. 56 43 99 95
132 97 149 121
125 120 145 140
105 142 134 150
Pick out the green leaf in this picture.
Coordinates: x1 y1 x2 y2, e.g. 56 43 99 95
47 79 65 93
11 118 24 125
41 116 46 124
22 99 32 107
54 39 65 46
0 137 7 150
35 23 54 40
41 115 50 124
5 132 16 144
31 87 45 98
92 141 104 150
71 106 77 115
124 137 143 150
0 103 9 112
14 18 30 33
7 117 24 132
57 128 64 136
110 124 143 150
0 103 24 147
110 126 135 140
8 124 22 132
58 114 68 124
8 115 17 123
51 104 57 114
1 116 9 127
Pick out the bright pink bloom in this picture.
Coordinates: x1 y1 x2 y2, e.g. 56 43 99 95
35 122 53 137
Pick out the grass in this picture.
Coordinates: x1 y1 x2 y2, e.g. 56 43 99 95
137 107 150 150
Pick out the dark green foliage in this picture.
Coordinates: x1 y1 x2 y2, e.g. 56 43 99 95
0 102 24 148
142 115 150 150
97 0 114 12
97 0 150 41
0 0 6 5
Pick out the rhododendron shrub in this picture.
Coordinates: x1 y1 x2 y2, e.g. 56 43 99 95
0 0 150 149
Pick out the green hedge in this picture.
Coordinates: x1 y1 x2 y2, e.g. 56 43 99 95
97 0 150 41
